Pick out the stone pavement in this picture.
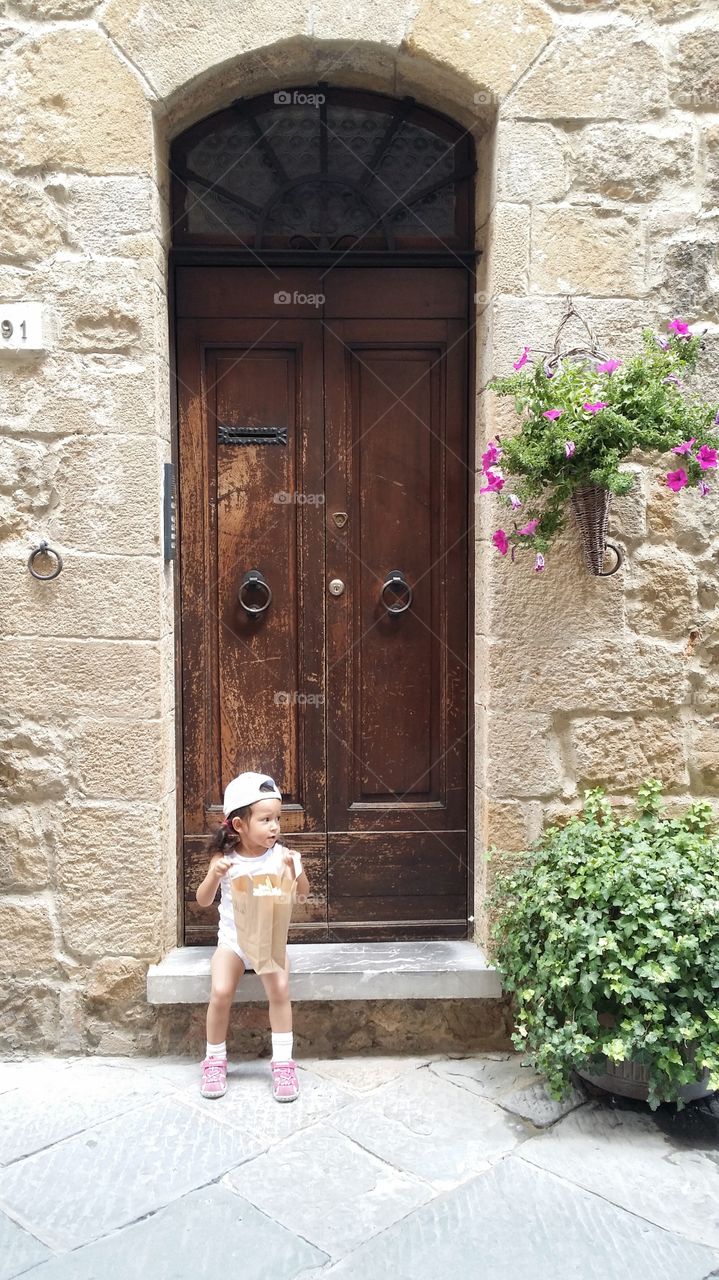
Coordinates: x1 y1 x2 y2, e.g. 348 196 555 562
0 1052 717 1280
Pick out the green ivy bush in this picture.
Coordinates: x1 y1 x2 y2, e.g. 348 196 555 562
489 781 719 1109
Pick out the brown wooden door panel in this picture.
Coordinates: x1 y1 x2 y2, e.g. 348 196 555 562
323 305 469 934
177 268 470 944
178 308 328 941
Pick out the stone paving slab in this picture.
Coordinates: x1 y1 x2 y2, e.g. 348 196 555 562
186 1061 355 1147
0 1209 50 1280
24 1184 327 1280
331 1068 528 1190
225 1121 433 1260
520 1101 719 1250
0 1096 264 1252
298 1054 439 1094
0 1060 77 1099
429 1055 586 1127
0 1060 174 1166
321 1155 719 1279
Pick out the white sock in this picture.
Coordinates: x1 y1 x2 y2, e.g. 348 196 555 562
271 1031 293 1063
205 1040 227 1061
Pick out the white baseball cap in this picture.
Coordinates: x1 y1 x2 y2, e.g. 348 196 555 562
223 771 282 816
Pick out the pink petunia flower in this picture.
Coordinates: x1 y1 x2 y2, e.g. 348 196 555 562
654 335 670 351
481 441 503 471
518 519 539 536
668 317 691 336
596 359 622 374
666 468 688 492
714 410 719 426
583 402 608 414
543 409 563 420
480 468 506 494
492 529 509 555
508 493 522 510
699 480 711 497
535 553 545 573
513 346 530 371
697 445 718 470
565 441 576 458
664 375 682 388
671 438 696 454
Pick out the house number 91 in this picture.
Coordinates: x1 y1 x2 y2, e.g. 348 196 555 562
1 320 27 341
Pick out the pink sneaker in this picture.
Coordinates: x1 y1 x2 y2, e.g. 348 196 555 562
270 1058 300 1103
200 1056 227 1099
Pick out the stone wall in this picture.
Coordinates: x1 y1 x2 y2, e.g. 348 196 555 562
0 0 717 1053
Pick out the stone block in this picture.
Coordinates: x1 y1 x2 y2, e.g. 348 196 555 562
0 980 61 1053
0 716 69 806
0 178 64 264
0 438 56 544
506 28 667 120
486 711 563 799
483 799 535 851
406 0 554 100
496 123 569 203
1 31 153 174
570 124 695 203
49 434 162 555
47 261 156 356
87 957 148 1005
311 0 413 42
689 715 719 789
74 716 174 801
704 124 719 202
54 177 157 259
13 0 96 14
485 522 626 647
626 546 699 641
488 637 689 713
672 27 719 111
531 207 646 297
484 203 529 296
570 714 688 791
0 554 162 641
55 803 166 957
489 297 654 379
103 0 309 100
654 233 719 316
0 803 55 892
0 901 56 975
645 467 719 555
0 638 164 719
610 469 647 539
0 354 157 440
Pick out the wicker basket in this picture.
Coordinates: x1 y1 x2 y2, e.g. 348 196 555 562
570 484 622 577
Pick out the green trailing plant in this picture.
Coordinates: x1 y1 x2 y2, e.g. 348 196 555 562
483 319 719 570
488 781 719 1109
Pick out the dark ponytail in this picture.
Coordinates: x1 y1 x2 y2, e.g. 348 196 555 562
206 780 280 857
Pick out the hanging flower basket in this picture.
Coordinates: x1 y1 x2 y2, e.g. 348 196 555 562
482 300 719 575
569 484 622 577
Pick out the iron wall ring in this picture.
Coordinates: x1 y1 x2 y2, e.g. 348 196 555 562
28 541 63 581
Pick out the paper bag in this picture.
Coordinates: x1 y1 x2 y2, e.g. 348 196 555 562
229 869 297 974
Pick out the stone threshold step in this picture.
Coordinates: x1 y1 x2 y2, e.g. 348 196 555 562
147 941 503 1004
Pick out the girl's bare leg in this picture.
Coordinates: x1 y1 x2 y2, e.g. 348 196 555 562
259 956 292 1034
207 947 245 1044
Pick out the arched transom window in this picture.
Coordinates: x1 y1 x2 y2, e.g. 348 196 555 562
171 86 476 256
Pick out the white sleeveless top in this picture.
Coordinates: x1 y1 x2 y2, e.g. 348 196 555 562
217 843 302 943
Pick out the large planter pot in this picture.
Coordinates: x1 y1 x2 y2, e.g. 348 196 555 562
576 1056 714 1104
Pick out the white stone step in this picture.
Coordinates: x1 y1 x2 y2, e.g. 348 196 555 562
147 941 502 1003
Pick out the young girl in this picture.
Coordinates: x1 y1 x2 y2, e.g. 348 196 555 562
195 771 310 1103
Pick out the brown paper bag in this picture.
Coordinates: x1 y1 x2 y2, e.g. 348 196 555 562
229 869 297 974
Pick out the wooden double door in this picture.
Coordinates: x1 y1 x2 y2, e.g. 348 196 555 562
177 266 471 944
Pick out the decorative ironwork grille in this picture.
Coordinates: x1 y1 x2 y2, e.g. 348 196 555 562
171 86 476 253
